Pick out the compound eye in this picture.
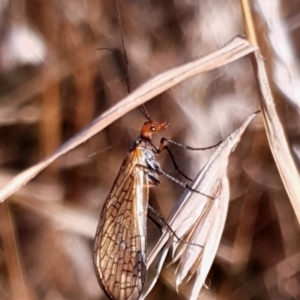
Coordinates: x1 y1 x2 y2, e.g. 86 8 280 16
151 126 156 131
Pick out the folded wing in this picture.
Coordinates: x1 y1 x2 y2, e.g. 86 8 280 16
94 149 149 300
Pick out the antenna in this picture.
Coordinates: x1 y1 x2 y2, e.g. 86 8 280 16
114 0 152 122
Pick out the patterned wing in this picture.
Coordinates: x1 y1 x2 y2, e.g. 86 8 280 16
94 149 149 300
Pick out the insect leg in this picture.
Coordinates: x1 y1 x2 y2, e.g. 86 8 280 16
147 211 163 234
159 138 222 152
148 205 203 248
163 146 193 181
156 167 215 200
157 138 222 181
147 191 192 248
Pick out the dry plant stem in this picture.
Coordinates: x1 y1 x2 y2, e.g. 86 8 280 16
0 37 256 203
38 1 61 179
253 50 300 225
0 202 32 300
240 0 258 46
39 75 61 178
241 0 300 232
74 64 96 129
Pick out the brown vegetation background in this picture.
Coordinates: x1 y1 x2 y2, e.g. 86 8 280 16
0 0 300 299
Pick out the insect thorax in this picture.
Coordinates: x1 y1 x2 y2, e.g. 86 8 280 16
131 137 161 186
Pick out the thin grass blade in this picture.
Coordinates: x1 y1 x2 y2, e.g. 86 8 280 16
0 37 255 203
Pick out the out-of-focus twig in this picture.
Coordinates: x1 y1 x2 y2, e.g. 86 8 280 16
0 202 33 300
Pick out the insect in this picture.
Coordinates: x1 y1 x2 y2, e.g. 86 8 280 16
93 117 219 300
93 2 219 299
93 119 169 300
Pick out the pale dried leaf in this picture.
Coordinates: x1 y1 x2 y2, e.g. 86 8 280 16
144 112 259 298
188 177 230 300
175 199 218 284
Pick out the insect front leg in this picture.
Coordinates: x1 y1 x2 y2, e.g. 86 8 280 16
158 138 222 152
157 138 222 181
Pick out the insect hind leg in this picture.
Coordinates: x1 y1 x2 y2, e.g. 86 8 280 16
148 205 203 248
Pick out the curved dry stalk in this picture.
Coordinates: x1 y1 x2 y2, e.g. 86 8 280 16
240 0 300 225
0 37 255 203
253 51 300 225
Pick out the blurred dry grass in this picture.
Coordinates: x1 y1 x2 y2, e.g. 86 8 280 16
0 0 300 300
